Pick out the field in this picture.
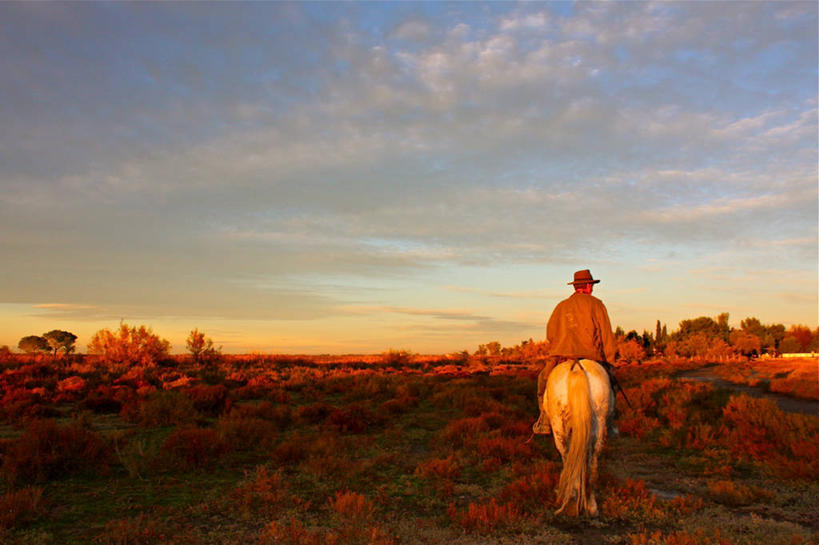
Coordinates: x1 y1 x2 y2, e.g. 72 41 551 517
0 354 817 544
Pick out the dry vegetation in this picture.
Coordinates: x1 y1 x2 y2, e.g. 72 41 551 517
0 349 816 544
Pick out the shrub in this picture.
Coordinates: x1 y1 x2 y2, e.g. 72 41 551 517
215 413 277 452
230 465 287 518
123 390 198 427
184 384 231 416
415 455 461 482
329 490 375 523
161 426 223 470
87 321 170 371
258 518 323 545
627 529 735 545
234 401 292 429
448 498 523 534
0 486 45 530
1 419 111 484
297 403 333 425
94 513 163 545
498 463 560 511
111 432 160 480
601 479 664 521
327 403 383 434
80 385 128 414
721 395 819 479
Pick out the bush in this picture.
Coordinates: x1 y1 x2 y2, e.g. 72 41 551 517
80 385 128 414
215 413 277 452
1 419 111 484
327 403 384 434
184 384 231 416
448 498 523 534
161 426 223 470
87 321 170 371
0 486 45 530
721 395 819 479
123 390 198 427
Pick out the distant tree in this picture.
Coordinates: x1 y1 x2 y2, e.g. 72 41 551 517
729 330 762 357
783 324 815 353
654 321 669 354
87 321 170 369
617 338 646 363
18 335 49 354
674 316 724 342
740 317 786 353
779 336 801 354
186 328 221 365
42 329 77 356
485 341 502 356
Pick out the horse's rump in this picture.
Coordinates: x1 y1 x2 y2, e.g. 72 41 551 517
545 359 613 516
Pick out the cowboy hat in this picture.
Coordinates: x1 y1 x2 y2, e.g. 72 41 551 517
568 269 600 285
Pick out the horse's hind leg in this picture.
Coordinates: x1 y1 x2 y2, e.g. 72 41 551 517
551 416 568 461
587 414 608 517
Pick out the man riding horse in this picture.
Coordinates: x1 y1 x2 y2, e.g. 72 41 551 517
533 269 618 435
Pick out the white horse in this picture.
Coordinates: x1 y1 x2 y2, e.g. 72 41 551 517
544 359 614 516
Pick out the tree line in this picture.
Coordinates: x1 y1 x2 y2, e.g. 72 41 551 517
7 322 221 368
5 313 818 365
475 313 818 363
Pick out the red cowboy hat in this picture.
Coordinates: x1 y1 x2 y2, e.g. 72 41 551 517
568 269 600 285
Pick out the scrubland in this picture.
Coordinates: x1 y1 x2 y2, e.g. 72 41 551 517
0 353 816 544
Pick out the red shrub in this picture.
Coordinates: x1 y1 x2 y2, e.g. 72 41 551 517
628 529 735 545
230 465 287 518
601 479 664 521
272 436 308 465
329 490 375 522
721 395 819 479
123 390 198 427
80 385 130 414
0 486 45 530
215 413 277 452
1 419 111 484
327 403 384 434
259 519 323 545
380 395 419 415
476 436 535 463
184 384 232 416
297 403 333 425
95 513 164 545
498 463 560 511
448 498 523 534
161 426 223 470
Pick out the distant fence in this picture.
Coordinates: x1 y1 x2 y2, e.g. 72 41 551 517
780 353 818 359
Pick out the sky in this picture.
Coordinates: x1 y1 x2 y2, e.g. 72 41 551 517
0 1 816 354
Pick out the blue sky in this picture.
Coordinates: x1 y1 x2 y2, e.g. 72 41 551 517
1 2 816 354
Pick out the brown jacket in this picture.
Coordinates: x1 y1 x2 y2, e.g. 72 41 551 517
546 292 616 363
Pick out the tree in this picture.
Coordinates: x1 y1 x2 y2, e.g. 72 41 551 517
42 330 77 356
186 328 221 365
18 335 49 354
617 338 646 363
740 317 786 353
87 321 170 369
783 324 815 353
485 341 502 356
729 330 762 357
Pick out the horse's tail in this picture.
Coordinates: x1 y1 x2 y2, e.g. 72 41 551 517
555 361 593 514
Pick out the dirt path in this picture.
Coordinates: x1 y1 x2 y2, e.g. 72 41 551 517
677 367 819 416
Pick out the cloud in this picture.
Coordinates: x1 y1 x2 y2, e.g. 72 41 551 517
0 2 815 342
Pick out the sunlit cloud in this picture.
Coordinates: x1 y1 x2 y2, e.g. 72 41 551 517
0 2 815 351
